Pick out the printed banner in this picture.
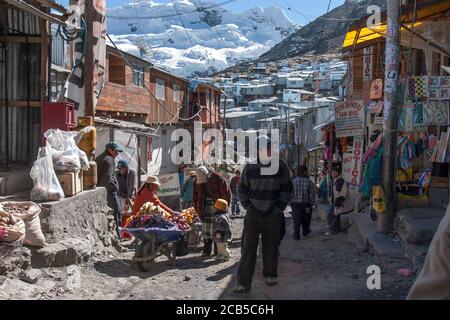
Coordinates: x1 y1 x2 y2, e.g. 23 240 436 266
157 173 181 197
342 137 363 188
335 101 365 138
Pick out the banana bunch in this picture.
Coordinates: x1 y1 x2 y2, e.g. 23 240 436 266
138 202 159 216
137 202 173 221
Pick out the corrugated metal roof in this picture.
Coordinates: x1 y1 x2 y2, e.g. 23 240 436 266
225 111 264 119
95 117 158 136
189 80 222 93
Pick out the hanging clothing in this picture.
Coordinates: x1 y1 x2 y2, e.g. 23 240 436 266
398 136 416 169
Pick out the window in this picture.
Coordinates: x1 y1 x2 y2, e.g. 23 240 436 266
156 79 166 100
108 54 125 85
132 64 145 87
173 84 181 103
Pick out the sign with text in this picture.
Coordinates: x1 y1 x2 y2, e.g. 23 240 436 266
157 173 181 197
335 101 365 138
157 173 182 212
342 137 364 189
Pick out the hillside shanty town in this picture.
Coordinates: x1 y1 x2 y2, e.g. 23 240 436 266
0 0 450 304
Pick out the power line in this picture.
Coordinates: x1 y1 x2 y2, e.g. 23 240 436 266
108 0 237 20
172 0 195 47
276 0 359 22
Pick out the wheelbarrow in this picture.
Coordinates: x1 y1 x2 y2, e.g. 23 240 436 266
121 227 187 272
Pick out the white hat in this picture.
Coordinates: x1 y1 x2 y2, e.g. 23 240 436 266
146 176 161 186
196 166 209 184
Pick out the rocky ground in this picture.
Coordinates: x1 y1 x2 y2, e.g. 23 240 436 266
0 210 416 300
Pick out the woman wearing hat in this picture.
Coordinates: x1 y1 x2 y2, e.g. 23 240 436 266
181 171 196 209
131 176 175 217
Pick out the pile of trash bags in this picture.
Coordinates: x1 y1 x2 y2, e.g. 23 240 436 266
30 129 90 202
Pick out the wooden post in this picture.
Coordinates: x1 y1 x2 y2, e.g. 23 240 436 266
84 0 94 117
381 0 400 234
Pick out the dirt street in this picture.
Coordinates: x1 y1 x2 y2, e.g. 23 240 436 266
0 210 415 300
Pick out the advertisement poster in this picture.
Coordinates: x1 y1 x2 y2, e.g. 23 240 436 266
157 173 182 211
342 138 363 189
335 101 365 138
158 173 181 197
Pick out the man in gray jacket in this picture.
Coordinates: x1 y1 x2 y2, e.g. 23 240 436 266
116 160 136 222
96 142 123 239
234 135 293 294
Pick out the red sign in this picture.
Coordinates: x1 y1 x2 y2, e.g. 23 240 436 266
147 137 153 161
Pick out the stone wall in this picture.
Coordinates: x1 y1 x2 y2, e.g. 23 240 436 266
39 188 113 246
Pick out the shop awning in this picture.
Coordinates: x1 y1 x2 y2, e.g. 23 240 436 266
95 117 159 137
313 120 335 132
308 144 323 153
342 0 450 52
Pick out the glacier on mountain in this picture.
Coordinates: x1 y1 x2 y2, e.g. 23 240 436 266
107 0 299 77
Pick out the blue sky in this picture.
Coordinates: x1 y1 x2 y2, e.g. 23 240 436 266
59 0 346 25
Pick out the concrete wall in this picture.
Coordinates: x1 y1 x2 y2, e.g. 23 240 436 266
0 168 33 196
39 188 112 245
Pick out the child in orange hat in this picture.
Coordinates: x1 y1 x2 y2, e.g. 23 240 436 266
212 199 232 261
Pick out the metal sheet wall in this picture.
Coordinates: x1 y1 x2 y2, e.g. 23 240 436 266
0 42 41 101
0 106 40 164
0 41 42 166
7 7 41 35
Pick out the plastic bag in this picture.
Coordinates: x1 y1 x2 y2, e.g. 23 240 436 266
45 129 90 171
30 147 65 202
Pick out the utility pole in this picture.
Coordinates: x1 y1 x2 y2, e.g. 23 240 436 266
287 99 291 163
84 0 95 117
381 0 400 234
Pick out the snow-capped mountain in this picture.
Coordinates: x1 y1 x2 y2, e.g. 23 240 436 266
107 0 299 77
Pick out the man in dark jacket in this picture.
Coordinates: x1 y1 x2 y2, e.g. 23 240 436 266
234 136 293 294
116 160 136 234
229 170 241 217
96 142 123 239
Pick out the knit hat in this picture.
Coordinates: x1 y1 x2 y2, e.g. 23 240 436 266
196 166 209 184
117 160 129 169
214 199 228 211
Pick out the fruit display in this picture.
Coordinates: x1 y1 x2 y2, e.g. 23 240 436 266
137 202 172 219
166 214 190 231
181 207 200 225
125 202 192 231
126 214 174 230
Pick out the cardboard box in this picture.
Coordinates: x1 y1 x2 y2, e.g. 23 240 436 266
56 170 83 197
77 116 94 127
431 176 449 188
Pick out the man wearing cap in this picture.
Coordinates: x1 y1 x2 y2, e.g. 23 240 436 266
116 160 137 220
181 171 196 209
96 142 123 239
234 135 293 294
131 176 175 217
193 166 231 257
